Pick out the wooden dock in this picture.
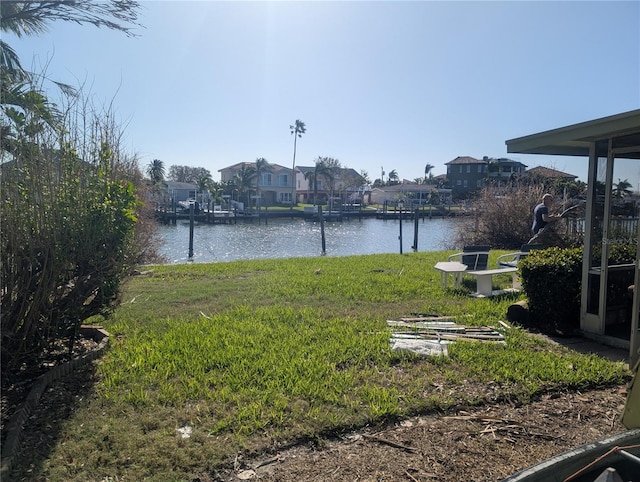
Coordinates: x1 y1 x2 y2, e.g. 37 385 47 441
155 210 238 225
375 207 459 220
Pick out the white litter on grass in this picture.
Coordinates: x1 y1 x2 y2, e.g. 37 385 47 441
236 469 257 479
390 336 450 357
177 425 193 439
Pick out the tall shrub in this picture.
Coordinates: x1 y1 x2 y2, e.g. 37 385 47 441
1 94 141 379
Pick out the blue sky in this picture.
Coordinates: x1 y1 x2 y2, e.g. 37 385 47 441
7 1 640 184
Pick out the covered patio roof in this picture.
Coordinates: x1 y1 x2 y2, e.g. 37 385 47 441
505 109 640 158
505 109 640 366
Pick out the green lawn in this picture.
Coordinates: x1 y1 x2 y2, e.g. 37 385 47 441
14 251 630 481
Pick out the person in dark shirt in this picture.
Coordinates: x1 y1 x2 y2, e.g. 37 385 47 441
529 193 559 243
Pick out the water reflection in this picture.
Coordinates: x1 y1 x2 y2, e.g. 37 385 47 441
157 217 457 263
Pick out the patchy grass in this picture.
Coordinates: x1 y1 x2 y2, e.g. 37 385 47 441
12 252 630 481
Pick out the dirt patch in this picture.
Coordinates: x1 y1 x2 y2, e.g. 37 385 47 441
214 386 630 482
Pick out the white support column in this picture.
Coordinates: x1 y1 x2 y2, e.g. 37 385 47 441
631 223 640 368
581 142 602 333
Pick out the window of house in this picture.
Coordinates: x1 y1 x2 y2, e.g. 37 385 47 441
463 180 468 187
476 180 482 188
456 180 462 186
279 192 291 203
262 173 272 186
466 165 471 173
477 165 483 173
459 166 463 173
279 174 288 187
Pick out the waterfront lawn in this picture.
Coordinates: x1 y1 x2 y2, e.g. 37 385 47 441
20 251 630 481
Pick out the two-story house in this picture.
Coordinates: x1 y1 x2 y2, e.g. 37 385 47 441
485 156 528 187
219 162 294 206
445 156 528 197
295 166 368 204
296 166 328 204
445 156 488 197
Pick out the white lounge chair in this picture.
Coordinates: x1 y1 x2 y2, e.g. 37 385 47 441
496 244 544 268
448 245 490 271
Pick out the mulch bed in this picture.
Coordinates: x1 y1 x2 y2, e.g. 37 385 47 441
215 386 631 482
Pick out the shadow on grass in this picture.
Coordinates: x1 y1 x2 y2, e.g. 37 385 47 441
7 363 99 480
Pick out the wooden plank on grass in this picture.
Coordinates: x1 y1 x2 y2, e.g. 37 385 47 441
387 320 463 330
399 316 456 322
391 331 504 342
414 333 503 342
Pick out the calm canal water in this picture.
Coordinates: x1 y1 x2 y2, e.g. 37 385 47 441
157 217 458 263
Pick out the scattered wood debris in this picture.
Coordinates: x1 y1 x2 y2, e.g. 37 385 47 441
388 316 506 356
363 434 418 454
388 318 505 342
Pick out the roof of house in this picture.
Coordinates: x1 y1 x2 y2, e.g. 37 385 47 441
445 156 485 165
163 181 197 190
296 166 365 181
218 162 252 171
340 167 365 182
486 157 527 167
526 166 578 179
267 163 290 172
219 162 291 172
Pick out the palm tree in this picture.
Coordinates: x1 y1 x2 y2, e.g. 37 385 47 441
0 2 140 40
387 169 399 185
220 179 237 206
360 170 370 185
196 172 213 206
289 119 306 206
304 157 332 206
207 180 222 206
424 163 435 182
235 163 256 207
1 2 141 161
303 167 319 206
1 1 140 111
320 157 341 209
613 178 633 199
254 157 272 206
146 159 165 185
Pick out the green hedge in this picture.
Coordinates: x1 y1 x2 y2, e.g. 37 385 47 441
519 244 637 334
519 247 583 333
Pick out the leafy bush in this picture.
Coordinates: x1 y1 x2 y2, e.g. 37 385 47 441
1 96 144 380
603 243 636 265
519 247 583 333
452 185 582 249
